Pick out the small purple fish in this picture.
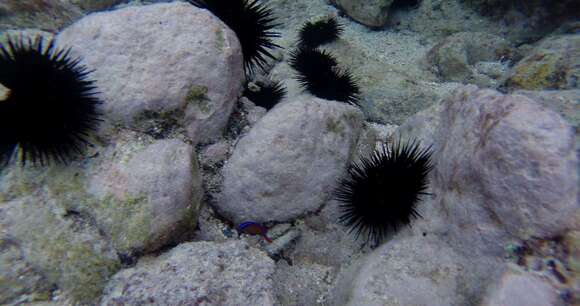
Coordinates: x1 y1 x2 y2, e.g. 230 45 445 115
236 221 272 243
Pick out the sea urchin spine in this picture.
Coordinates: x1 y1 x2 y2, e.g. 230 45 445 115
334 139 433 247
0 35 102 166
243 80 287 110
298 17 344 49
289 48 360 105
189 0 281 75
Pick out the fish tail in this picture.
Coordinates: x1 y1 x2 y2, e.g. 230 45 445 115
263 235 273 243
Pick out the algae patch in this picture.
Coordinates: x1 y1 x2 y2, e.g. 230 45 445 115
185 85 211 114
2 198 120 304
326 117 346 136
97 193 152 254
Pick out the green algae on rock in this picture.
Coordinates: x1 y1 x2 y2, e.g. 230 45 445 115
0 196 120 304
0 130 202 304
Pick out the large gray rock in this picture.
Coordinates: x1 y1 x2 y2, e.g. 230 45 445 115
397 85 578 257
426 32 514 87
333 234 502 306
57 2 244 143
482 268 560 306
331 84 577 304
219 96 364 223
100 240 276 306
332 0 394 28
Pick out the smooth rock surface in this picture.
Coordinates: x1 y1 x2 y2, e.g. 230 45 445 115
219 96 364 223
482 268 559 306
503 34 580 90
100 240 276 306
334 234 502 306
57 2 244 142
426 32 514 87
514 90 580 152
398 85 579 257
332 0 394 28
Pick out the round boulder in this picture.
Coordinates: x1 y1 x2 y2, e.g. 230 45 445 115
219 97 364 223
57 2 244 143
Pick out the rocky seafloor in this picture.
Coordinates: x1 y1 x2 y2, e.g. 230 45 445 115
0 0 578 305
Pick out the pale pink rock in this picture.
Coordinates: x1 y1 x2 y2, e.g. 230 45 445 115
398 86 578 257
334 85 577 306
219 96 364 223
483 269 559 306
57 2 244 143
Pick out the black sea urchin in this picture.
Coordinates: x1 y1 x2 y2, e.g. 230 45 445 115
298 17 344 49
334 139 433 247
189 0 281 75
0 36 101 166
243 80 286 110
289 48 360 105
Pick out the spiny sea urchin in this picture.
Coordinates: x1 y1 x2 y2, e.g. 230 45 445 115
243 80 287 110
289 48 360 105
334 139 433 247
298 17 344 49
189 0 281 75
0 35 102 166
